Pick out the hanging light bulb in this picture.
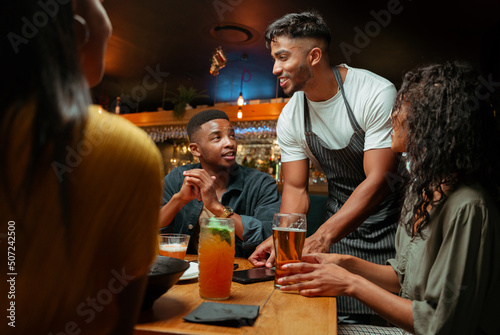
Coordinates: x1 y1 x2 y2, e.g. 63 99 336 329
237 92 244 106
237 107 243 119
237 65 250 107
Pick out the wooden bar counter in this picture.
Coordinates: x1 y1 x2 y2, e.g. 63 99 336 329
134 255 337 335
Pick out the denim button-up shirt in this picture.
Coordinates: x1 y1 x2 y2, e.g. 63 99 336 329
161 163 281 258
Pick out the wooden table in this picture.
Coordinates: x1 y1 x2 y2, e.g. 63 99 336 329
135 255 337 335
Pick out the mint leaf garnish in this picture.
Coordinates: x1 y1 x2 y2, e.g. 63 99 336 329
210 227 232 246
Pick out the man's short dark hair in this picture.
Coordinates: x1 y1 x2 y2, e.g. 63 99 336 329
265 11 331 50
187 109 229 142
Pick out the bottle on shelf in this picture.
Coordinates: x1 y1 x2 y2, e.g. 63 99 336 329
275 155 281 183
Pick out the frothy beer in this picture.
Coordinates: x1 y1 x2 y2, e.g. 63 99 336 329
159 244 188 259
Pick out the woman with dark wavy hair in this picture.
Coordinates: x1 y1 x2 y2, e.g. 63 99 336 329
1 1 163 334
392 61 500 236
277 61 500 335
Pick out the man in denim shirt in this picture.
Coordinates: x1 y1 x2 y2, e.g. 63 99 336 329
160 109 281 257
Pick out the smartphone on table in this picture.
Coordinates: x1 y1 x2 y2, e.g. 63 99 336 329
232 267 275 284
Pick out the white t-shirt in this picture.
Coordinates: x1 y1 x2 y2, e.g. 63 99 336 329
277 64 396 169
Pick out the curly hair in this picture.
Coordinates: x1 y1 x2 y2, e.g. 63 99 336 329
393 61 500 236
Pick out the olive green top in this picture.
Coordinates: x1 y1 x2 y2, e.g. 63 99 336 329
388 183 500 335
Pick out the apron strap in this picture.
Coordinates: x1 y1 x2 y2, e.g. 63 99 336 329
333 66 362 132
304 66 362 133
303 94 312 133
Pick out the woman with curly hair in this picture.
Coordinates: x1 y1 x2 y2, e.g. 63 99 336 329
277 61 500 335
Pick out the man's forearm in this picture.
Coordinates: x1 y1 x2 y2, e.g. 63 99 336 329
319 175 392 244
159 193 188 228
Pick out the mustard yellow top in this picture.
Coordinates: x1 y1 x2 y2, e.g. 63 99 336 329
0 103 163 334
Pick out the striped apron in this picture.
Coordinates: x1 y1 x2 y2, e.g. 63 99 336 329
304 67 399 315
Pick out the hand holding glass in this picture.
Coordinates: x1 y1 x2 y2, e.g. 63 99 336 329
272 213 307 289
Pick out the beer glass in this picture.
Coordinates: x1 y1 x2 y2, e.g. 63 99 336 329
198 217 235 300
158 234 190 260
272 213 307 289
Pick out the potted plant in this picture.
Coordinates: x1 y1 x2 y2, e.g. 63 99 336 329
165 85 208 119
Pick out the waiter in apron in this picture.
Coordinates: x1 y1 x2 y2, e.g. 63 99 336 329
249 11 401 325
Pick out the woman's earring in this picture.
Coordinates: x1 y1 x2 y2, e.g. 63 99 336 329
74 15 90 47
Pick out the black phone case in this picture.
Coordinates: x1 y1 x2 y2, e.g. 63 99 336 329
232 268 275 284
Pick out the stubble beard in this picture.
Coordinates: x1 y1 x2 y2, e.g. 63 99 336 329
284 63 312 96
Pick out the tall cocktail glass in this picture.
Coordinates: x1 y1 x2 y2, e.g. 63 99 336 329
272 213 307 289
198 217 235 300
